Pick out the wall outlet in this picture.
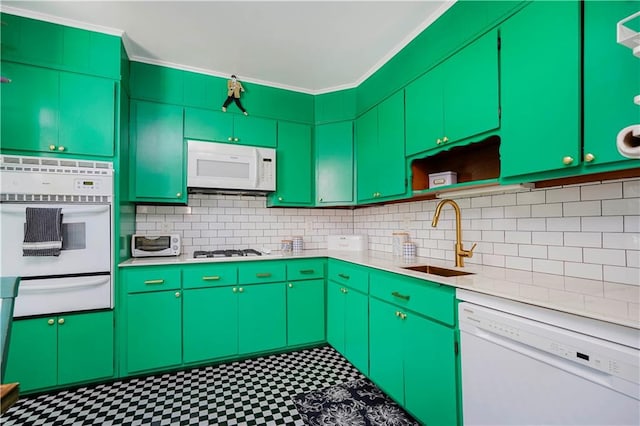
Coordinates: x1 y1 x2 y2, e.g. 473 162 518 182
159 222 173 232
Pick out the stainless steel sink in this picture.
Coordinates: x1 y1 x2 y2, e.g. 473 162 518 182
402 265 475 277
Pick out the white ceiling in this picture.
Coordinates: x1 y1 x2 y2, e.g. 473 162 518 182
1 1 455 94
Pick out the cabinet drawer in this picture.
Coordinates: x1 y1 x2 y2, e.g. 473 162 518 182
328 259 369 294
239 261 286 284
370 270 455 326
183 263 238 289
122 267 181 293
287 259 326 281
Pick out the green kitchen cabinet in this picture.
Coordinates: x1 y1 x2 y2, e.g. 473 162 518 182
238 282 287 354
130 62 185 105
500 1 581 178
369 271 458 426
315 121 354 206
4 311 114 393
268 121 314 206
405 28 499 157
126 289 183 374
286 258 327 346
356 90 407 203
1 62 115 157
327 260 369 375
130 100 186 203
183 286 239 363
184 107 277 148
583 1 640 168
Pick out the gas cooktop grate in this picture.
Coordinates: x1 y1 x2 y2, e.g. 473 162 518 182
194 249 263 258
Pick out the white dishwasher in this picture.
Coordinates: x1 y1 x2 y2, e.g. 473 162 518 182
458 291 640 426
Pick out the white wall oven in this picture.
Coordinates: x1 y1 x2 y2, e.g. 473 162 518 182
0 155 113 317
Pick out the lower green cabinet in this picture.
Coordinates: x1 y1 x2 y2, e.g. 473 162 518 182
5 310 114 393
238 282 287 354
126 290 182 373
370 298 458 426
327 280 369 375
287 279 326 346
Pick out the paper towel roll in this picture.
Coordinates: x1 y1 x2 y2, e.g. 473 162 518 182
616 124 640 158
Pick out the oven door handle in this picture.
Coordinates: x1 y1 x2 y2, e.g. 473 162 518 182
1 205 110 215
20 276 110 293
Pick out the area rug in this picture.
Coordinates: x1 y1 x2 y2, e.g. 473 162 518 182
293 378 420 426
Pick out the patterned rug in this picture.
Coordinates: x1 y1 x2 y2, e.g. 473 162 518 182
293 378 420 426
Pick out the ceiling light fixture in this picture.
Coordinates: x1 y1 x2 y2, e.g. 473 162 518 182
435 183 534 199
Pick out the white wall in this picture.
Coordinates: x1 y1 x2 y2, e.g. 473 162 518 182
135 177 640 287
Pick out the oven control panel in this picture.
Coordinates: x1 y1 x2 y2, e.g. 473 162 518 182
74 178 103 191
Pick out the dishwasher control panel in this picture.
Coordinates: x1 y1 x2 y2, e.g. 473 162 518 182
459 303 640 389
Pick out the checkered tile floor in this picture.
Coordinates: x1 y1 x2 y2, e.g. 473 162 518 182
1 345 365 426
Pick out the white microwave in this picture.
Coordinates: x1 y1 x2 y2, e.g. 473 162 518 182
187 140 276 193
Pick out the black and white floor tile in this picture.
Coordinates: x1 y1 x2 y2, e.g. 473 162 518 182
2 345 367 426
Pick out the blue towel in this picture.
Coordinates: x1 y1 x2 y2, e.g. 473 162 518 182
22 207 63 256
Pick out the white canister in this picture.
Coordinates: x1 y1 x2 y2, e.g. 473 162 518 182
393 232 409 256
403 241 416 259
281 239 293 254
292 236 304 253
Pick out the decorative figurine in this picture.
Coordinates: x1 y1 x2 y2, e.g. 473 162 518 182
222 74 248 115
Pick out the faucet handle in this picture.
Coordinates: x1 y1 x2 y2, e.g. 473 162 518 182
462 243 477 258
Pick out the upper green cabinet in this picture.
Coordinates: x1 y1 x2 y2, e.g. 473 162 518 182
500 1 581 178
315 121 354 206
268 121 314 206
356 90 407 203
1 61 115 157
130 62 185 105
130 100 186 203
184 107 277 148
583 1 640 169
405 29 499 157
0 13 120 79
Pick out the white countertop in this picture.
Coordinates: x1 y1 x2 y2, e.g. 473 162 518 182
120 249 640 330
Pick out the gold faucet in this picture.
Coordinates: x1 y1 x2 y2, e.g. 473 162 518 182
432 199 477 267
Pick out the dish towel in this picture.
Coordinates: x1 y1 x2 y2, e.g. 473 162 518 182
22 207 63 256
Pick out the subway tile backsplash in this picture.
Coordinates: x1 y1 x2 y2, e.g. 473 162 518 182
135 177 640 286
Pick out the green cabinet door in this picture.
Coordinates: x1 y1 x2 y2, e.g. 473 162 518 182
268 121 314 206
343 286 369 375
126 290 182 373
130 62 184 105
238 283 286 354
316 121 354 205
4 317 58 392
356 106 379 202
500 1 581 178
183 286 239 363
0 61 59 153
368 298 405 404
233 115 277 148
405 65 444 157
287 279 326 346
404 312 458 426
59 72 115 157
326 281 347 354
57 311 114 386
184 107 234 142
583 1 640 167
376 91 407 200
131 101 186 203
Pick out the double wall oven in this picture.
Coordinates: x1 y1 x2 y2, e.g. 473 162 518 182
0 155 113 317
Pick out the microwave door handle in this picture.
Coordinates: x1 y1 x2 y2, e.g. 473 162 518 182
253 149 260 188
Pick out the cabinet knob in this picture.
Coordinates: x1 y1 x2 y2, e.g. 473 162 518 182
175 292 181 298
278 196 283 201
47 319 55 325
319 197 323 202
233 287 237 293
176 192 182 198
288 283 293 288
443 136 449 143
57 146 65 152
58 318 65 325
234 137 239 142
49 144 56 151
239 287 244 293
228 137 233 142
436 138 442 145
562 156 574 165
584 153 595 163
